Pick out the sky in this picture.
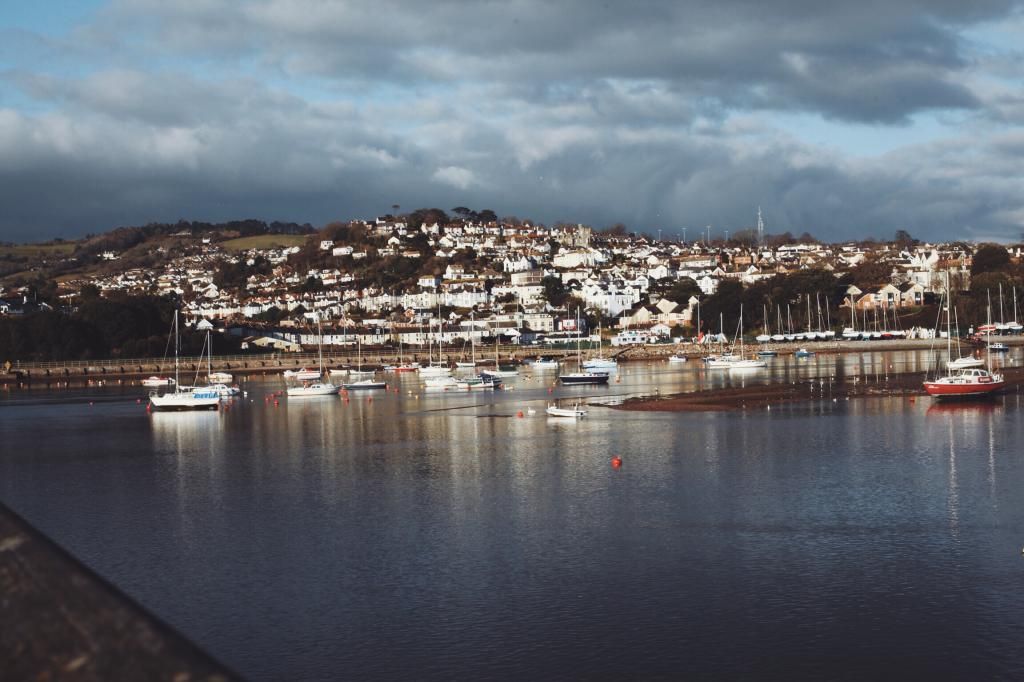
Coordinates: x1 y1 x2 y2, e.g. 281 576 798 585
1 0 1023 244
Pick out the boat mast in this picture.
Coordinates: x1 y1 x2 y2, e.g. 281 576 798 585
987 290 993 371
999 283 1005 327
174 309 180 390
317 315 324 375
738 304 745 357
945 271 952 367
576 306 583 372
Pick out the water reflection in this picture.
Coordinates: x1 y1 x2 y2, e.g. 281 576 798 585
6 354 1024 680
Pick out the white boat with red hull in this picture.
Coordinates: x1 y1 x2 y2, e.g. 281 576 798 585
924 368 1004 398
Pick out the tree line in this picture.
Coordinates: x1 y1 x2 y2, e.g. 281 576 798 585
0 293 243 363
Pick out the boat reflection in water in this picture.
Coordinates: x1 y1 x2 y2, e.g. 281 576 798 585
149 409 223 456
926 399 1001 418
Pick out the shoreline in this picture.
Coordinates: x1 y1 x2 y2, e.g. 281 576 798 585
610 366 1024 412
611 336 1024 362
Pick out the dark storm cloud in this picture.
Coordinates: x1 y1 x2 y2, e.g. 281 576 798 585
102 0 1012 122
0 0 1022 242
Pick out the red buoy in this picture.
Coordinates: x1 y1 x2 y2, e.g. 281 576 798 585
611 456 623 469
517 410 524 418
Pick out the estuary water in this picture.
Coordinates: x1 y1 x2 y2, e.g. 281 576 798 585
4 351 1024 680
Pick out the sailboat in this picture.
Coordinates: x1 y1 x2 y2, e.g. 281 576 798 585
418 316 452 377
559 308 610 385
343 334 387 390
727 305 766 370
946 305 983 369
757 304 777 357
703 313 732 365
197 320 240 397
582 321 617 371
348 335 375 379
287 317 339 397
1006 286 1023 334
456 312 478 368
385 321 420 372
149 311 221 411
924 273 1004 398
480 332 519 379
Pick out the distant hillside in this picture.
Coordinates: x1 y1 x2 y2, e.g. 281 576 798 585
73 219 315 259
221 234 309 251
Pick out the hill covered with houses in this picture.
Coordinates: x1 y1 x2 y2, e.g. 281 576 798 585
1 210 1022 361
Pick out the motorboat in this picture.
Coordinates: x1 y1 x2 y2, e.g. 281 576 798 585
794 348 814 358
208 371 233 383
481 368 519 379
284 367 322 381
546 401 587 418
287 382 339 397
389 363 421 373
531 358 560 369
209 383 241 398
456 376 502 390
668 354 688 363
142 376 175 388
947 356 984 370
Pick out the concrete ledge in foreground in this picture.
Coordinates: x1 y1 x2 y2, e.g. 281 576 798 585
0 502 237 681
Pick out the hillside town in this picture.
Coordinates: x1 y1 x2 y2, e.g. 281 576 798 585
0 211 1017 353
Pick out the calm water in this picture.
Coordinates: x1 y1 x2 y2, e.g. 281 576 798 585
4 352 1024 680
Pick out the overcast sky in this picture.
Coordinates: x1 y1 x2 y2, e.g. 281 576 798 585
2 1 1023 243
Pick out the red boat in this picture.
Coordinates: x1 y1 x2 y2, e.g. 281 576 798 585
923 368 1004 398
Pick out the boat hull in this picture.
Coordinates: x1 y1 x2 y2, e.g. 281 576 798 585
286 383 339 397
149 392 220 411
559 373 609 385
923 379 1004 398
546 407 587 417
342 381 387 390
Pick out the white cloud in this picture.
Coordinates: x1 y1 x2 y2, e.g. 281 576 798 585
432 166 477 190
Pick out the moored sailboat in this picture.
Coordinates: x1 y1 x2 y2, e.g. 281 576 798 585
924 274 1004 399
149 311 221 411
558 308 609 385
287 317 339 397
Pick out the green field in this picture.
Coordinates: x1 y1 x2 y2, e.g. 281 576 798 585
220 234 309 251
0 242 78 258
